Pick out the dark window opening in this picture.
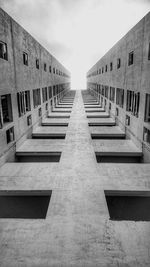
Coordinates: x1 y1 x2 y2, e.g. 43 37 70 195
33 89 41 108
0 41 8 61
110 62 113 71
42 87 48 103
105 65 107 72
1 94 13 124
0 190 52 219
116 107 119 116
27 115 32 126
17 90 31 117
44 63 47 72
148 43 150 60
116 88 124 108
109 87 115 102
126 90 140 117
126 115 130 126
23 52 28 66
117 58 121 69
144 93 150 122
38 107 42 117
36 59 39 69
53 67 55 74
48 86 52 99
6 127 14 144
128 51 134 66
105 190 150 221
49 66 51 73
143 127 150 145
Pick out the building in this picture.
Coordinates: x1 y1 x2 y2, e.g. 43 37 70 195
0 8 71 166
0 7 150 267
87 11 150 162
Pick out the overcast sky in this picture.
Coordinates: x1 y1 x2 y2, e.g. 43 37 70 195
0 0 150 88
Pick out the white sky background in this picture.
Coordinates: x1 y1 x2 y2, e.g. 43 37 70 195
0 0 150 89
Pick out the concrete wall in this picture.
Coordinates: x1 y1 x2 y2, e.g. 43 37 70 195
0 8 71 166
87 12 150 162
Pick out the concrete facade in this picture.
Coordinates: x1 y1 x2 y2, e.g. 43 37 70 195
0 8 71 166
87 12 150 162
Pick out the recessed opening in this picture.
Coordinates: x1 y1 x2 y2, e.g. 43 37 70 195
96 153 141 163
88 122 116 126
105 190 150 221
42 122 68 127
16 152 61 162
32 134 66 139
0 190 52 219
91 134 125 139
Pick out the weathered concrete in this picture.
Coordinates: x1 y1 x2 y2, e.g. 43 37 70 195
0 90 149 266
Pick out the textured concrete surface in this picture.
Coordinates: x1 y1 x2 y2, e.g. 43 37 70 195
32 126 67 135
87 112 109 118
0 90 150 267
88 117 116 125
42 118 69 126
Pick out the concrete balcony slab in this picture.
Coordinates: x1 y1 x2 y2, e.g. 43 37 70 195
42 118 69 126
90 126 125 139
88 117 116 126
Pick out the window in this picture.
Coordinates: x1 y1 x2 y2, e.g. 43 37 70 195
148 43 150 60
116 88 124 108
105 65 107 72
143 127 150 145
1 94 13 124
117 58 121 69
105 86 109 98
49 66 51 73
48 86 52 99
0 41 8 61
99 68 101 74
109 103 111 110
38 107 42 117
17 90 31 117
110 62 113 71
53 85 56 96
102 67 104 73
45 103 48 110
36 59 39 69
53 67 55 74
27 115 32 126
6 127 14 144
44 63 47 72
102 85 105 96
145 94 150 122
23 52 28 66
128 51 134 66
109 87 115 102
126 115 130 126
116 107 119 116
126 90 140 117
42 87 48 103
33 88 41 108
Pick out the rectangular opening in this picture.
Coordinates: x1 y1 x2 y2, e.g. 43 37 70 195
126 90 140 117
32 134 66 139
0 190 52 219
16 152 61 162
42 122 68 127
0 41 8 61
33 88 41 108
23 52 28 66
91 134 125 139
36 58 39 69
96 153 141 163
128 51 134 66
105 190 150 221
27 115 32 126
1 94 13 124
144 93 150 122
143 127 150 145
6 126 15 144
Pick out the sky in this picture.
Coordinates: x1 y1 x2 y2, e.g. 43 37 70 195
0 0 150 89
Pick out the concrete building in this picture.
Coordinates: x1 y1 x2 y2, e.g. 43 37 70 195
0 8 71 166
0 7 150 267
87 11 150 162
